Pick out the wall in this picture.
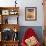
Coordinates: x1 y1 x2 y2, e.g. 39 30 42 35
18 26 43 44
43 0 46 46
18 0 44 26
0 0 44 26
43 0 46 28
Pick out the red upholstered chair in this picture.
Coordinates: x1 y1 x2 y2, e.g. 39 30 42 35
21 28 41 46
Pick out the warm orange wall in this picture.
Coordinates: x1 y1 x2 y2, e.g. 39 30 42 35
43 0 46 29
43 0 46 46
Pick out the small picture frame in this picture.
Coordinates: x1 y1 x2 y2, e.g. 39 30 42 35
2 10 9 15
25 7 37 21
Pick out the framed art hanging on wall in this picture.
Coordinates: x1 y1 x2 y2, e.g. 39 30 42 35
25 7 37 21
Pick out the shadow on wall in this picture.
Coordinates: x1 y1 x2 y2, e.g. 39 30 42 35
18 26 43 44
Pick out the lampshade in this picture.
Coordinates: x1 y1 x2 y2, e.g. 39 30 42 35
13 28 17 32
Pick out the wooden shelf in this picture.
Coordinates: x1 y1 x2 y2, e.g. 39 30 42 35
1 40 19 46
0 7 19 24
0 24 20 32
0 7 19 46
0 7 19 15
0 7 19 10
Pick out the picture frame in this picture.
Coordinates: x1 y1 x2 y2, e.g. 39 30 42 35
2 10 9 15
25 7 37 21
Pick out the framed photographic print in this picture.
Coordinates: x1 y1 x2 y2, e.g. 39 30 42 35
25 7 37 21
2 10 9 15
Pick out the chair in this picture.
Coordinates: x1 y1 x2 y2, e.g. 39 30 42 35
21 28 41 46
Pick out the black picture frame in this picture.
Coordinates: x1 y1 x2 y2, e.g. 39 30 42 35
25 7 37 21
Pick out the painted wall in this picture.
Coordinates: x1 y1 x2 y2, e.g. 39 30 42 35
0 0 44 26
18 26 44 44
18 0 44 26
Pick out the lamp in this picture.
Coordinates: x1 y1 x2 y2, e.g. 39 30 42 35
14 28 17 32
15 0 17 7
13 28 18 41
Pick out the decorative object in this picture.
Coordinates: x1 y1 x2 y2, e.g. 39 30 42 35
1 28 13 41
2 10 9 15
9 10 15 15
13 28 18 40
15 0 17 7
21 28 41 46
2 16 8 24
5 18 8 24
25 36 38 46
25 7 37 21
